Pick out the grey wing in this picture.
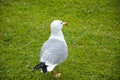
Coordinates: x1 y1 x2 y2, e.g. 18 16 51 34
40 39 68 64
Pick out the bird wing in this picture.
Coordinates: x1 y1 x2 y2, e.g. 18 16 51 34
40 38 68 65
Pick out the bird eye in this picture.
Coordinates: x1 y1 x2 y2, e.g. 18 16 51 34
61 22 63 24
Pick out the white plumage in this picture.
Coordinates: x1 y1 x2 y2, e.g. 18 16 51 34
33 20 68 75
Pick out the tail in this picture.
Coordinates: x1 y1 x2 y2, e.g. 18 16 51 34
33 62 48 73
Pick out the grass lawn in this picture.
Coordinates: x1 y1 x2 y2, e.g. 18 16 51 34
0 0 120 80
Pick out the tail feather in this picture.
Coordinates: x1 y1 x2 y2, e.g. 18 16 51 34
33 62 48 73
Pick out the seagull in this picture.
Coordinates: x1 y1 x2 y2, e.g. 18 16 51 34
33 20 68 77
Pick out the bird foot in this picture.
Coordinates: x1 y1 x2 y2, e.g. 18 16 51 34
54 73 61 78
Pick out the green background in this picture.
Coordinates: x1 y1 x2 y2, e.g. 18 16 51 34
0 0 120 80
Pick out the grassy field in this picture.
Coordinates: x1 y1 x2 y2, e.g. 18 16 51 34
0 0 120 80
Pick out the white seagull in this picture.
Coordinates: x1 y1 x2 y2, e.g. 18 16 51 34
33 20 68 77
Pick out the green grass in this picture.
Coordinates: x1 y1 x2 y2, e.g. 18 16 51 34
0 0 120 80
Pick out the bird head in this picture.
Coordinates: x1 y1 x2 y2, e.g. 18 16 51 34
50 20 67 30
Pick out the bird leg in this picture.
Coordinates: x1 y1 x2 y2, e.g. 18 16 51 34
51 70 61 78
52 65 61 78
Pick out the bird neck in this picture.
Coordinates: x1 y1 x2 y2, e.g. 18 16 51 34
49 29 65 41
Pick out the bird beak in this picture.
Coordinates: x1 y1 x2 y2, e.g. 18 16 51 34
63 22 67 26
